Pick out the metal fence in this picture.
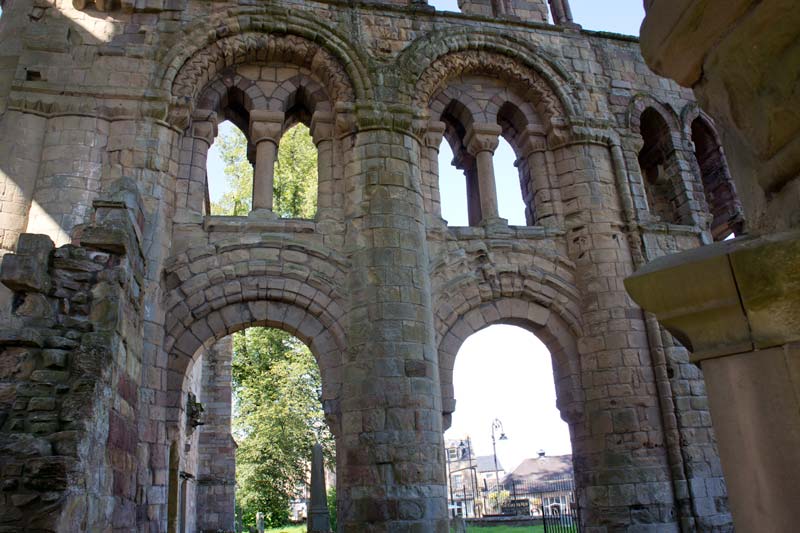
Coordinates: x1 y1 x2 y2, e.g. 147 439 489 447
447 476 580 532
504 477 580 532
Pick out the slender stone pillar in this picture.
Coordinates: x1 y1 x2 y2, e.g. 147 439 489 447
177 110 216 219
548 0 565 24
311 111 334 219
422 121 446 221
518 125 561 227
548 0 579 27
625 230 800 533
249 110 284 217
464 123 503 224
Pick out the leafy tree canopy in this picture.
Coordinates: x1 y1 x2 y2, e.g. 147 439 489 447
233 328 334 528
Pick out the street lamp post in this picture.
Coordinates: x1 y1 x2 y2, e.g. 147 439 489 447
490 418 508 513
446 444 454 517
465 437 477 517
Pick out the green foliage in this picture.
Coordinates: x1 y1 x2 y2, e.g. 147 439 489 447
210 125 253 216
233 328 334 529
327 486 337 532
487 490 510 513
274 123 318 219
210 122 317 218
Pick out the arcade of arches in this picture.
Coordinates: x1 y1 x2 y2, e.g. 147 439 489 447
0 0 742 531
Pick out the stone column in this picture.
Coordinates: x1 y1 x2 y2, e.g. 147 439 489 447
26 115 109 245
422 120 446 221
464 123 503 224
338 117 446 531
177 111 216 220
311 111 334 220
625 230 800 533
518 125 561 227
557 142 678 530
249 110 284 217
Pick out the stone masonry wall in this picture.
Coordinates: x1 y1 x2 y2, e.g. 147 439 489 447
0 190 145 531
0 0 737 531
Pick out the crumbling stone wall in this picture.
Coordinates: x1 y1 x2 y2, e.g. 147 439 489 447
0 188 145 531
0 0 738 531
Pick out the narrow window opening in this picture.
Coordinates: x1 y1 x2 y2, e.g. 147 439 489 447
208 120 253 216
494 137 527 226
445 325 575 519
274 123 318 220
438 139 470 227
691 117 744 240
439 99 479 226
638 108 680 224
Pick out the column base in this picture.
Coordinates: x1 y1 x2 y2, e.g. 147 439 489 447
479 216 509 230
248 208 277 219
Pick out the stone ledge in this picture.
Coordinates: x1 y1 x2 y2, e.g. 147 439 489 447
625 230 800 362
203 216 316 234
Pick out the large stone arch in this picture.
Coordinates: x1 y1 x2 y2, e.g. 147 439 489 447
159 9 371 128
401 31 582 129
162 240 348 424
432 247 583 429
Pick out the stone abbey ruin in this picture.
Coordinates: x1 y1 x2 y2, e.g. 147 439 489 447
0 0 798 531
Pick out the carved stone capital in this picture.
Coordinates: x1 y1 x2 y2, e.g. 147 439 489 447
464 123 502 156
518 124 548 156
424 121 446 150
334 103 356 138
190 109 218 145
310 111 334 146
249 110 285 145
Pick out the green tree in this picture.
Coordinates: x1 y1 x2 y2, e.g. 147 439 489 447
274 123 318 219
232 328 333 528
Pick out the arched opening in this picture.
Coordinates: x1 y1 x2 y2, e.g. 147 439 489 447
439 99 480 227
638 108 681 224
444 325 575 519
438 139 470 227
179 326 335 532
208 121 253 216
197 71 327 220
207 119 318 219
494 137 527 225
273 123 318 220
691 116 743 240
496 100 536 226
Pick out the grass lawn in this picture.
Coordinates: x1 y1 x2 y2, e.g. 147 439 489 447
264 523 550 532
462 526 545 532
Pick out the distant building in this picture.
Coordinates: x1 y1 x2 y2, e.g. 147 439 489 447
444 438 511 517
503 451 576 516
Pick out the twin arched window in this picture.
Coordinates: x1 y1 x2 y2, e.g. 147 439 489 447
637 107 743 240
178 72 335 222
